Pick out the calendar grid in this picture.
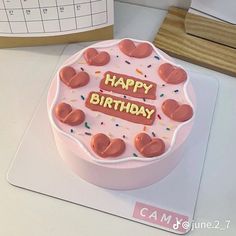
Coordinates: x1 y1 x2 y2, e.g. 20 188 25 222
0 1 105 10
1 0 12 33
55 0 61 32
0 11 107 23
72 0 78 29
89 0 93 27
19 0 29 33
0 0 109 35
105 0 108 23
37 0 45 32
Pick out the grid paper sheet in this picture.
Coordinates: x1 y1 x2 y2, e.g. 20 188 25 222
0 0 114 36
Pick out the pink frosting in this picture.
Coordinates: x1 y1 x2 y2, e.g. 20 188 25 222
49 39 194 162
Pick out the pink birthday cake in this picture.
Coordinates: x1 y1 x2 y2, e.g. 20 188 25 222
48 39 195 190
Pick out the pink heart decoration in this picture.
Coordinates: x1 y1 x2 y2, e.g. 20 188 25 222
54 102 85 126
91 133 126 158
158 63 187 84
59 66 90 88
134 133 165 157
119 39 153 58
162 99 193 122
83 48 110 66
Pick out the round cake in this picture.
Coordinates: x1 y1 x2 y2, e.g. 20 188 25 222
47 38 195 190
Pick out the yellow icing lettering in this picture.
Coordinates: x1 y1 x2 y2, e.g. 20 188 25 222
99 95 105 106
143 83 153 94
87 92 156 125
136 106 147 117
113 100 122 110
90 93 100 105
114 77 126 89
105 74 116 86
120 102 131 113
103 97 113 108
133 81 143 93
124 79 135 90
145 109 155 119
101 72 157 100
129 104 139 114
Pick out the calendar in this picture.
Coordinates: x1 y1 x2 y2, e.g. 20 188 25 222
0 0 114 37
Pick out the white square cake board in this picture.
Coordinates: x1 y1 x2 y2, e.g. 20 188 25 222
7 45 219 234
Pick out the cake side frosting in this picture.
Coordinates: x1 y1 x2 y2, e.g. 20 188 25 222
48 39 194 164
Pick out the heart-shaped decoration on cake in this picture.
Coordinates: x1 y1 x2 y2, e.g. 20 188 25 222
162 99 193 122
84 48 110 66
91 133 126 158
135 133 165 157
158 63 187 84
119 39 153 58
55 102 85 126
59 66 90 88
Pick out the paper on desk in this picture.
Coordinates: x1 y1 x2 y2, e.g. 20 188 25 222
191 0 236 24
0 0 114 37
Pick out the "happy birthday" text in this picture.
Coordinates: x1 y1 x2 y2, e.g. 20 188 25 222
100 71 157 100
85 92 156 125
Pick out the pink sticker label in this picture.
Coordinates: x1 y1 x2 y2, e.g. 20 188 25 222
133 202 189 233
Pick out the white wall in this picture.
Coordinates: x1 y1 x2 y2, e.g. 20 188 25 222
116 0 190 10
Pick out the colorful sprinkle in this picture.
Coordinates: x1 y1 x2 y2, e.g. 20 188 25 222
85 122 90 129
154 55 160 60
133 153 138 157
125 60 131 64
85 132 92 136
81 95 85 100
147 64 152 68
80 67 84 71
152 131 156 137
157 114 162 120
160 93 164 97
166 127 171 131
136 68 143 75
